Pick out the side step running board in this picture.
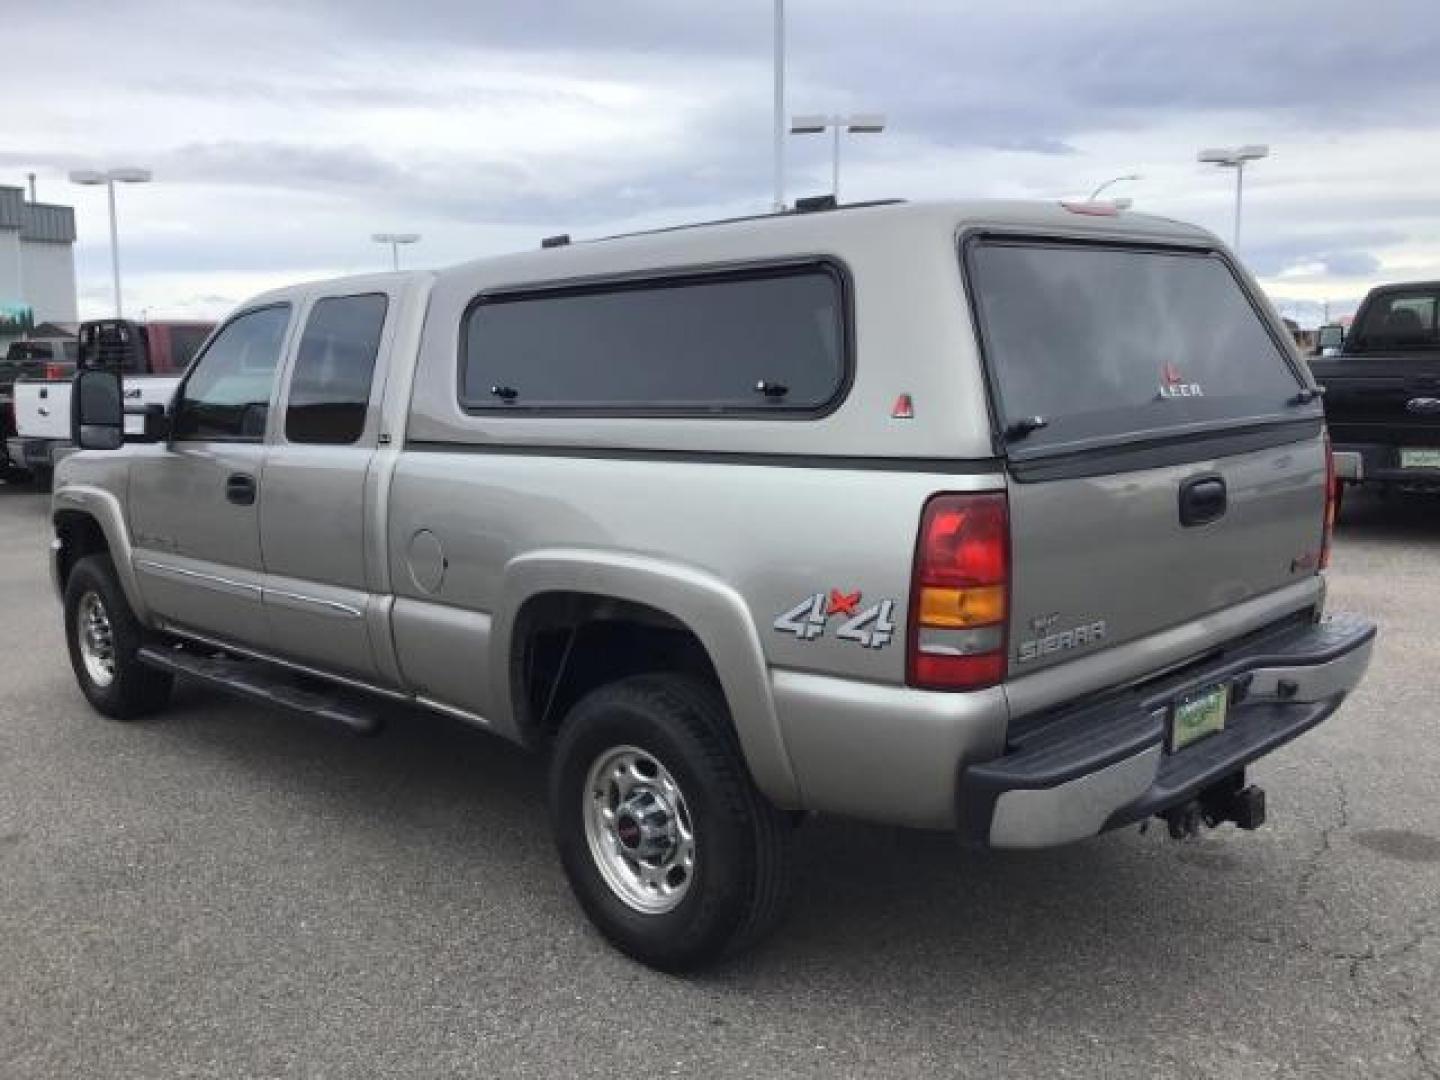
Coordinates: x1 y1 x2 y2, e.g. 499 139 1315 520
137 645 384 735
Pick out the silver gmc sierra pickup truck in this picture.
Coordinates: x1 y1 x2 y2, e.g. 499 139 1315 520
52 199 1375 970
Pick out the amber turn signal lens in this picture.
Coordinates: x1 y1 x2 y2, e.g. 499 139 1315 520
918 584 1006 627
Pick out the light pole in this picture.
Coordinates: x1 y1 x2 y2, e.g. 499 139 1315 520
789 113 886 203
773 0 785 212
372 232 420 271
1088 173 1141 201
1197 144 1269 251
68 166 152 318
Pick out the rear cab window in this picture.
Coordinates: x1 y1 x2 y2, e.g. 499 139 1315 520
965 239 1306 455
459 262 848 415
1347 291 1440 353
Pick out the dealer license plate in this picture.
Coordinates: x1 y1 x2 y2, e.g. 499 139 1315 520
1400 449 1440 469
1170 684 1229 753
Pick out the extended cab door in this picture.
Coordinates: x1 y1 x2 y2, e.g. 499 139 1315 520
258 290 395 681
128 304 293 647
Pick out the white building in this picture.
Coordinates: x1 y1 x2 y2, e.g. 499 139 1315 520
0 184 78 347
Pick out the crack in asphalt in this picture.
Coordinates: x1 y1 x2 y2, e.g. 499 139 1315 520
1257 756 1440 1076
1297 759 1351 899
1249 921 1440 1077
1396 985 1440 1080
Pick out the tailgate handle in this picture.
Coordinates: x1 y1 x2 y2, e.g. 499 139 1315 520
1179 475 1227 527
225 472 257 507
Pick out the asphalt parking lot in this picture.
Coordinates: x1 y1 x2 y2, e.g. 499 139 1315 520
1 481 1437 1079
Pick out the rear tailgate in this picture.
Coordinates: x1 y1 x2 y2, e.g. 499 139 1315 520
965 237 1324 683
13 380 71 440
1310 354 1440 448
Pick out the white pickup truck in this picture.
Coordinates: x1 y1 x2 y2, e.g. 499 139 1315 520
8 318 211 488
10 374 181 488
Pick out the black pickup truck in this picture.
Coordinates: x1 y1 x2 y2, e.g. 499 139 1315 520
1310 281 1440 505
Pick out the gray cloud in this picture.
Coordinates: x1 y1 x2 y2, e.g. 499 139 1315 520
1243 227 1408 278
10 0 1440 315
293 0 1440 140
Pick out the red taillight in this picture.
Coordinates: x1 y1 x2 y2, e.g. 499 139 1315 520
44 362 66 380
907 492 1010 691
1321 430 1336 570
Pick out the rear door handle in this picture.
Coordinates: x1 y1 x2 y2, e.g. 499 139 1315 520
225 472 257 506
1179 474 1227 527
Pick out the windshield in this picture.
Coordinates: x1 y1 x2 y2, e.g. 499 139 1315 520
967 240 1304 453
1347 291 1440 353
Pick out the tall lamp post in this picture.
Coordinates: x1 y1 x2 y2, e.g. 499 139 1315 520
68 166 152 318
1197 144 1269 251
773 0 785 211
789 113 886 203
372 232 420 271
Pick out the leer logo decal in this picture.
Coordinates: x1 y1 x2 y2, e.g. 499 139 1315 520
773 589 897 650
1158 362 1204 399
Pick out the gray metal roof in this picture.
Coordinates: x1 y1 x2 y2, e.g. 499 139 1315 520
0 186 21 230
0 185 76 243
21 201 76 243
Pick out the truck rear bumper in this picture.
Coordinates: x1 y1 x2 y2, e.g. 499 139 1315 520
1332 441 1440 487
958 613 1375 849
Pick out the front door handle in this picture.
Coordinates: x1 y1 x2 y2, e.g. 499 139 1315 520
225 472 257 506
1179 474 1227 527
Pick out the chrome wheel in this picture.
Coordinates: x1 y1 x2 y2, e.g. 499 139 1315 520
76 591 116 689
584 745 696 914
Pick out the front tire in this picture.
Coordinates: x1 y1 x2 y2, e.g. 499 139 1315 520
549 674 793 971
63 554 173 720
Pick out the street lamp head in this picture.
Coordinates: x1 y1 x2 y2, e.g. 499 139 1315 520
1199 145 1269 167
846 113 886 134
1197 148 1237 165
70 167 153 185
789 114 829 134
372 233 421 244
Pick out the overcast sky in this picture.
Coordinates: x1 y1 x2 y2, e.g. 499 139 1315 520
4 0 1439 326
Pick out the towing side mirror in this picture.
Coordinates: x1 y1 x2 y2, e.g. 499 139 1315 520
71 368 125 451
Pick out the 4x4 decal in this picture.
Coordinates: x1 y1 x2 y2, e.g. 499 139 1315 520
773 590 897 649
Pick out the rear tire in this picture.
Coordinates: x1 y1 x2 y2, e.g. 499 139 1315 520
549 674 793 971
63 554 173 720
30 465 52 493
